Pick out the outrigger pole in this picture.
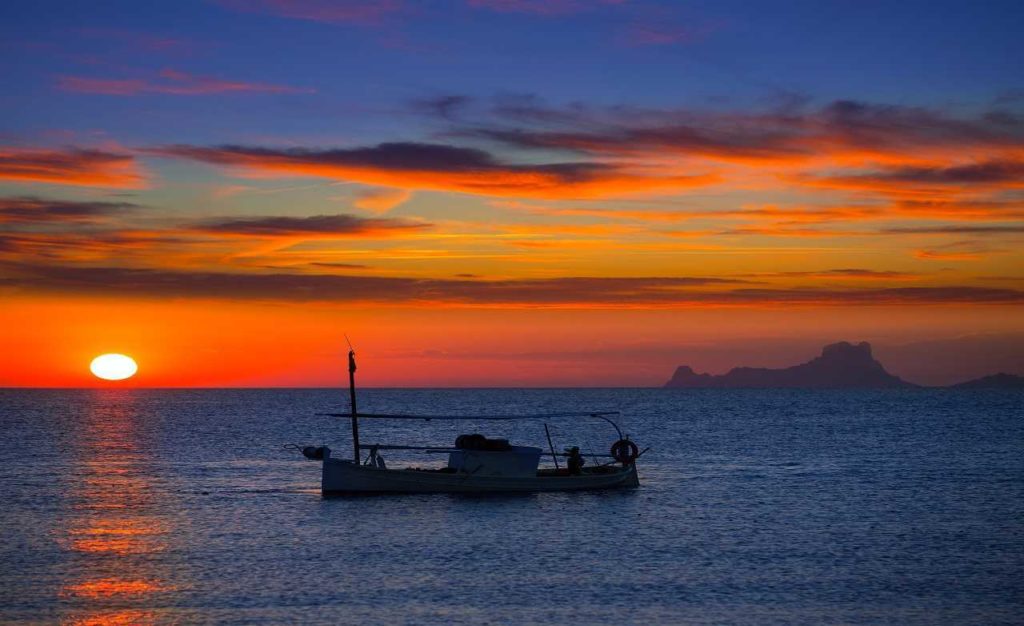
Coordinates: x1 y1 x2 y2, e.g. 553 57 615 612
347 342 360 463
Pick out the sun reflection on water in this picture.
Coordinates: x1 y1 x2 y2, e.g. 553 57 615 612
67 610 159 626
58 390 181 625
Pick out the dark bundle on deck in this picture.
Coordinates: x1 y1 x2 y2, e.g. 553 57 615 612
454 434 512 451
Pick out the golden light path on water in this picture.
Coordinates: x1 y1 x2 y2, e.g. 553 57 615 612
59 390 180 625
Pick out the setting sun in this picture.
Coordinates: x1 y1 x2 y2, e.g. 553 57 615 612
89 354 138 381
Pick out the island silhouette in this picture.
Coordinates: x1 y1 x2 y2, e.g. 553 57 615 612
664 341 1024 389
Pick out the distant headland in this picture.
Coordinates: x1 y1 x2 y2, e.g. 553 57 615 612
664 341 1024 389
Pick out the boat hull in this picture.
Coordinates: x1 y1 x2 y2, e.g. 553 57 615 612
322 458 640 495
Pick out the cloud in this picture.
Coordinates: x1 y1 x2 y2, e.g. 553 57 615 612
466 0 625 16
4 262 1022 307
889 199 1024 220
744 269 922 281
0 146 145 188
212 0 403 24
74 27 204 55
460 124 805 164
413 95 473 121
420 95 1024 221
0 196 140 224
352 188 412 213
0 210 430 265
57 69 313 96
0 230 194 261
716 226 858 238
439 96 1024 169
914 249 985 261
309 262 370 269
882 160 1024 185
621 20 720 47
882 224 1024 235
149 142 717 199
804 159 1024 196
913 240 1001 261
493 199 893 224
194 213 429 237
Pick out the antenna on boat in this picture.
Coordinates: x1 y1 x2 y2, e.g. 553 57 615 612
345 335 360 464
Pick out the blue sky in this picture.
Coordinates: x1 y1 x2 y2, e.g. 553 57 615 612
3 0 1022 146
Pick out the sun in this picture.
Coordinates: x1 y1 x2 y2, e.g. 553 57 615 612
90 354 138 381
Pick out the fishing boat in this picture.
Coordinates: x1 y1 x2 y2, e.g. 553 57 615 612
300 349 645 495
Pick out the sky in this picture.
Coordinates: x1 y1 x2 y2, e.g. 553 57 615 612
1 0 1023 387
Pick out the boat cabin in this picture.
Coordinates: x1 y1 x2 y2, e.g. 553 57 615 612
448 434 542 477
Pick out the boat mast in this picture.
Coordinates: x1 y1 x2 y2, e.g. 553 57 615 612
348 346 360 463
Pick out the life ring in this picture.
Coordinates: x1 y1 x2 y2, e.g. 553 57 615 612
610 439 639 464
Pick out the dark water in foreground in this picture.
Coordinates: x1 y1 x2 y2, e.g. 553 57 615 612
0 389 1022 625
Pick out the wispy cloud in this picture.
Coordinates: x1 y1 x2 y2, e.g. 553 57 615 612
0 209 429 266
212 0 404 24
741 269 923 281
74 27 206 55
913 240 1001 261
352 188 412 213
466 0 625 16
620 16 721 47
0 196 141 224
883 224 1024 235
0 146 145 188
57 69 314 96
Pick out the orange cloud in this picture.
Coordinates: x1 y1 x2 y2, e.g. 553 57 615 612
915 249 984 261
912 240 1000 261
353 187 412 213
428 96 1024 223
0 146 145 188
495 200 891 224
716 226 863 238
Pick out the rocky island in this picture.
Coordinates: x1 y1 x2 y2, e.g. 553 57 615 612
664 341 1024 389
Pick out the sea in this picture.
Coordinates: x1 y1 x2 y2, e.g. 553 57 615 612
0 388 1021 625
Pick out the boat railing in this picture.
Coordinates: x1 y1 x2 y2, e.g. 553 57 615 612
353 442 616 459
318 411 625 441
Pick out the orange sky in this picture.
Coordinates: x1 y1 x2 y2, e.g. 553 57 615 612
2 295 1022 387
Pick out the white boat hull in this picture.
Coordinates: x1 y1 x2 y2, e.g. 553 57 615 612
322 458 640 495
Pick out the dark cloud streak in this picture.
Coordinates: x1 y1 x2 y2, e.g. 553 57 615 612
196 213 430 236
3 263 1021 306
0 196 141 223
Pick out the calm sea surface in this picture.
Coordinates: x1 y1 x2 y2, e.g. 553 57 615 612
1 388 1022 625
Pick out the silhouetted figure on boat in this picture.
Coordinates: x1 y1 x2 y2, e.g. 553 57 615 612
567 446 585 475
